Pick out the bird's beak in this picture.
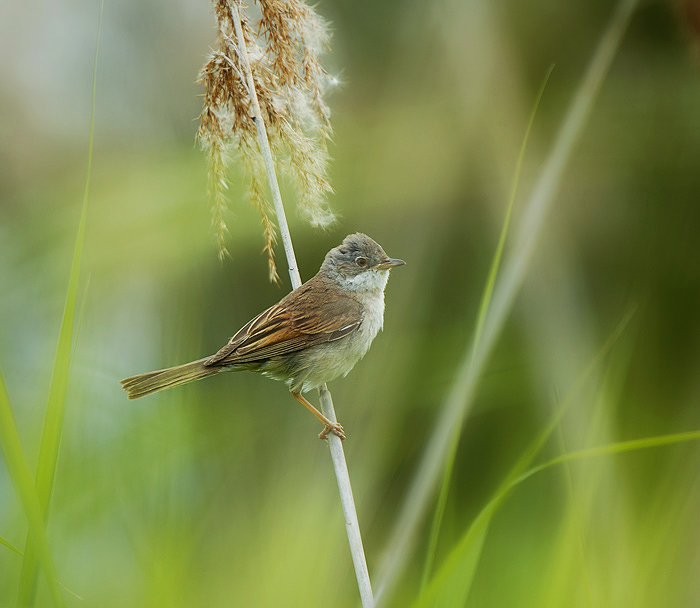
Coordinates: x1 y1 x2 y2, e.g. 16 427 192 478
374 258 406 270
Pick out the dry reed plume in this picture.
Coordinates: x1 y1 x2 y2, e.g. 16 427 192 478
197 0 336 281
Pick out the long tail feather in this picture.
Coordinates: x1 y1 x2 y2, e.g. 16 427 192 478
121 358 219 399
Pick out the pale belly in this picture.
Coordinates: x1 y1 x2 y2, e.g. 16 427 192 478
260 296 385 393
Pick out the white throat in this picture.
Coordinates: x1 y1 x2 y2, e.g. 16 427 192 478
345 270 388 336
343 269 390 294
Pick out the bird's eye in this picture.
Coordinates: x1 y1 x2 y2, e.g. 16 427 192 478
355 256 368 268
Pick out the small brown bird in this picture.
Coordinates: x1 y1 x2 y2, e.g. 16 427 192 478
121 233 404 440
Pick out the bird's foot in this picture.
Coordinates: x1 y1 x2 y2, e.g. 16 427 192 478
319 421 346 441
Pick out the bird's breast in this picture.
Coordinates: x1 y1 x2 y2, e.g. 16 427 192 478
284 291 386 393
357 290 385 346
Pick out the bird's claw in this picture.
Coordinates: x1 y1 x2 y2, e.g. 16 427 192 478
319 422 346 441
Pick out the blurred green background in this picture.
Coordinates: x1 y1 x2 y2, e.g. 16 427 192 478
2 0 700 606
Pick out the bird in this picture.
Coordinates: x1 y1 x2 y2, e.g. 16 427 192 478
120 233 405 440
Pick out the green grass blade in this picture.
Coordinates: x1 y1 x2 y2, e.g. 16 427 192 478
412 401 569 608
418 65 554 596
0 373 64 607
416 427 700 608
414 308 634 607
17 3 103 603
16 141 89 605
0 535 23 557
470 63 554 360
514 430 700 488
376 3 638 600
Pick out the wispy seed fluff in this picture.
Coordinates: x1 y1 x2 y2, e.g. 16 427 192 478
197 0 336 281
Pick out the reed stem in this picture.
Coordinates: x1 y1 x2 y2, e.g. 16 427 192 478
230 2 374 605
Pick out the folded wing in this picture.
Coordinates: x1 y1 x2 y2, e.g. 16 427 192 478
205 280 362 367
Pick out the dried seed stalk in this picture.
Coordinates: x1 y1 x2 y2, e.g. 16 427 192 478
197 0 336 278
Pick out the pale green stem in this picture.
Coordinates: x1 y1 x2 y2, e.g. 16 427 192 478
229 2 374 606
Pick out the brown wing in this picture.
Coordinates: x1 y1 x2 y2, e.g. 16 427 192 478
204 278 362 367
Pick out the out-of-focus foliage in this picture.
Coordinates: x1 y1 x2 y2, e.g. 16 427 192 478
1 0 700 606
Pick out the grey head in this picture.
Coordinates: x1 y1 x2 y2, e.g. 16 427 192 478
320 233 405 291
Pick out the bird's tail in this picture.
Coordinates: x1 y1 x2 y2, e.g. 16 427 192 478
121 358 219 399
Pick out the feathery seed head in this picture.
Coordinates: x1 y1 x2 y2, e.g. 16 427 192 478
197 0 335 280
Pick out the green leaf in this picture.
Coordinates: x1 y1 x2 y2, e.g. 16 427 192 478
416 426 700 608
0 534 23 557
419 64 554 595
0 373 64 607
415 307 635 608
17 3 103 604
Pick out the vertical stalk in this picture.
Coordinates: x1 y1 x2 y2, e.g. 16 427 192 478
375 0 639 603
230 3 374 606
319 386 374 607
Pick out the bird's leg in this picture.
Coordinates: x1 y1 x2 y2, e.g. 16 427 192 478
290 390 346 441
